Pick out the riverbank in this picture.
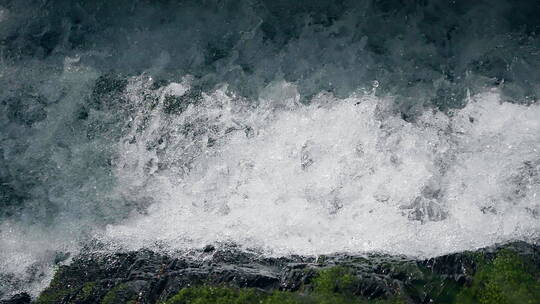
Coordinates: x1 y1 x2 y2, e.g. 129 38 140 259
3 241 538 304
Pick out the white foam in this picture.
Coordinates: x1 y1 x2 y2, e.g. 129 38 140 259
0 222 75 297
101 81 540 257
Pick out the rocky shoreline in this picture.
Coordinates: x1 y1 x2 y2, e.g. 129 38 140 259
2 241 539 304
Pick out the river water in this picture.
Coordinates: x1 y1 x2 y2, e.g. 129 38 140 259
0 0 539 298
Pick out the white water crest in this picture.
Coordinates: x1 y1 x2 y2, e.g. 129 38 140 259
101 78 540 257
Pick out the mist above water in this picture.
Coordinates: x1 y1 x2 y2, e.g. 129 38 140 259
0 0 539 298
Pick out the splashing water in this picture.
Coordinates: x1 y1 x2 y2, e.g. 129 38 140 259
101 79 540 257
1 0 540 298
1 71 539 300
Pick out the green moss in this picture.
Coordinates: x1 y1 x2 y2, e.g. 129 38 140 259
164 287 368 304
101 283 137 304
164 286 262 304
456 249 540 304
311 266 406 303
312 266 358 296
35 267 74 304
261 292 307 304
164 266 406 304
73 281 97 302
35 288 74 304
397 262 464 303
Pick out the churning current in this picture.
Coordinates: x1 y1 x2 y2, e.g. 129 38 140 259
1 0 539 298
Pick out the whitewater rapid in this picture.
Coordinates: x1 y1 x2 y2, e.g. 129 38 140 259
100 78 540 257
1 75 539 297
1 0 540 298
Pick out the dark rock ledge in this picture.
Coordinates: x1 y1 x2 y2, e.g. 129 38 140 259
2 241 539 304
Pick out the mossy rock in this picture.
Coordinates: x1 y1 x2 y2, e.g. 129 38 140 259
164 286 262 304
162 266 407 304
72 282 97 303
456 249 540 304
311 266 359 295
33 242 540 304
34 267 75 304
162 285 404 304
100 283 139 304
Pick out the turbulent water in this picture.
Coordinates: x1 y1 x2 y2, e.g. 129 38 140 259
1 0 539 298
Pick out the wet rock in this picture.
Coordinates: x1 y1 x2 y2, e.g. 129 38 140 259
34 241 539 304
203 245 215 253
0 293 31 304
